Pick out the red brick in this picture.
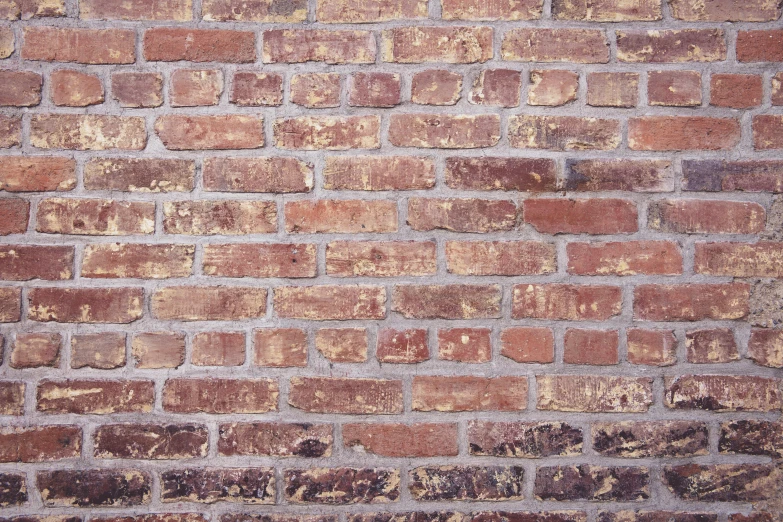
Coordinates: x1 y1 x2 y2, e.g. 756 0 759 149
748 329 783 369
665 375 782 412
390 113 500 148
0 199 29 236
393 284 501 319
163 378 278 413
538 375 653 412
587 72 638 107
0 0 65 19
502 28 609 63
634 283 750 321
0 245 74 280
37 379 154 414
10 333 61 368
275 285 386 320
0 287 22 322
203 157 312 193
203 243 316 278
317 0 426 22
711 74 762 108
50 70 103 107
81 0 192 20
509 116 620 150
617 29 726 62
648 70 702 106
274 116 380 150
111 72 163 108
71 333 126 369
343 423 458 457
254 328 307 367
512 284 622 321
192 332 245 366
446 240 556 275
316 328 367 363
132 332 185 369
564 329 619 365
23 27 135 63
500 327 554 363
0 381 24 415
686 328 739 364
446 157 556 192
629 117 739 151
219 422 331 458
94 423 207 459
37 198 154 235
468 69 522 107
156 115 263 150
163 200 277 235
151 286 267 321
567 241 682 276
326 241 436 277
0 71 42 107
286 200 396 233
411 70 462 105
442 0 542 19
737 30 783 62
324 156 434 191
627 329 677 366
203 0 306 21
84 158 194 192
376 328 429 363
553 0 662 20
695 242 783 277
263 29 375 64
0 425 80 462
670 0 780 20
524 198 638 234
0 157 71 192
350 73 401 107
290 73 341 108
565 159 674 192
437 328 491 363
289 377 403 414
28 287 143 323
383 26 493 63
648 200 765 234
144 28 255 62
0 115 21 148
231 72 282 106
170 69 223 107
753 115 783 150
31 115 146 151
528 69 579 106
773 72 783 105
82 244 193 279
408 198 517 232
413 376 527 411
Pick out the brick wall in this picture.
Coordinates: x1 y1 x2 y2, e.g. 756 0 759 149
0 0 782 520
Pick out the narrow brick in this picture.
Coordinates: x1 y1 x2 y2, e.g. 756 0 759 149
0 245 74 280
290 73 341 108
686 328 739 363
203 243 316 278
285 200 397 233
37 198 154 235
593 421 708 458
501 327 554 363
0 382 24 415
664 464 782 502
344 423 458 457
82 244 194 279
553 0 662 20
665 375 782 411
0 156 77 192
275 285 386 320
393 284 501 319
648 70 702 106
410 466 524 501
23 27 135 63
326 241 436 277
230 72 283 106
413 376 527 412
634 283 750 321
28 287 143 323
10 333 61 368
192 332 245 366
446 241 556 276
0 287 21 322
37 379 154 414
469 421 583 457
219 422 332 458
408 198 517 232
275 116 380 150
509 116 620 150
748 329 783 368
617 29 726 62
774 72 783 105
528 69 579 106
324 156 435 191
285 468 399 504
537 375 653 412
316 328 368 363
31 115 146 151
111 72 163 108
263 29 375 64
132 332 185 369
144 28 256 62
376 328 430 364
38 469 150 507
151 286 267 321
412 69 462 105
0 425 80 462
0 71 42 107
94 424 208 459
568 241 682 276
695 242 783 277
536 466 649 501
383 26 493 63
161 468 274 504
254 328 307 367
389 114 500 148
627 329 677 366
163 378 278 413
502 29 609 63
71 333 126 369
203 0 306 21
81 0 192 20
163 200 277 235
289 377 403 414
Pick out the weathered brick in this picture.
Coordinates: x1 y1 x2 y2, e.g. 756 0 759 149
289 377 402 414
275 285 386 320
192 331 245 366
95 513 207 522
23 27 135 63
204 157 312 194
393 284 501 319
649 200 764 234
156 115 263 150
204 243 316 278
203 0 306 21
564 159 673 192
254 328 307 367
161 468 274 504
501 327 554 363
629 117 739 151
31 115 146 151
469 421 583 457
219 422 332 458
350 72 401 107
0 200 29 236
285 468 400 504
526 199 637 234
627 329 677 366
443 0 542 19
81 0 192 19
37 198 154 236
94 424 208 459
85 158 193 192
0 0 65 19
664 464 782 502
0 381 24 415
446 157 556 192
737 30 783 62
513 284 622 320
10 333 61 368
327 241 436 277
275 116 380 150
0 26 12 58
410 466 524 501
28 287 143 323
469 69 521 107
325 156 434 191
71 333 126 369
773 72 783 105
474 513 587 522
695 242 783 277
670 0 780 20
344 423 458 457
665 375 782 411
0 116 21 148
163 200 276 235
50 69 103 107
0 472 26 506
170 69 223 107
82 244 193 279
748 329 783 368
446 241 555 276
537 375 653 412
0 71 42 107
648 70 702 106
587 72 638 107
0 245 74 280
376 328 430 363
536 466 649 501
0 425 80 463
290 73 341 108
720 420 783 458
316 328 367 363
753 115 783 150
318 0 425 21
502 29 609 63
528 69 579 106
144 28 256 62
686 328 739 363
37 379 154 414
0 287 21 322
509 116 620 150
230 72 282 106
111 72 163 108
408 198 517 232
437 328 491 363
264 29 375 64
593 421 708 458
383 26 493 63
617 29 726 62
38 469 150 507
682 159 783 193
635 283 749 321
553 0 661 20
413 376 527 411
389 114 500 148
564 329 619 365
132 332 185 369
598 512 715 522
151 286 267 321
411 70 462 105
286 200 396 233
163 378 278 413
568 241 681 276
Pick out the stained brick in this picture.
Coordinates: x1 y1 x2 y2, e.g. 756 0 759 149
0 71 42 107
0 245 74 280
592 421 708 458
31 115 146 151
289 377 403 414
163 200 277 235
144 28 256 62
408 198 517 232
528 69 578 106
383 26 493 63
84 158 194 192
203 243 316 278
648 70 702 106
254 328 308 367
38 469 150 507
151 286 267 321
163 378 279 413
413 376 527 411
537 375 653 412
219 422 332 457
665 375 782 411
411 70 462 105
536 466 649 501
502 29 609 63
617 29 726 62
389 114 500 148
290 73 341 108
94 424 207 459
285 468 400 504
0 425 81 462
23 27 135 63
468 421 583 457
501 327 555 363
81 0 192 20
203 0 306 21
37 379 154 414
327 241 436 277
344 423 458 457
161 468 274 504
410 466 524 501
264 30 375 64
155 115 264 150
509 116 620 150
393 284 501 319
325 156 435 191
686 328 739 364
230 72 283 106
275 116 380 150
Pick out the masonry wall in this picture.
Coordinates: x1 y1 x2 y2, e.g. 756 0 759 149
0 0 782 521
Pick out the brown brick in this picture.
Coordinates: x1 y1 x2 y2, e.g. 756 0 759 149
350 72 401 107
627 329 677 366
513 284 622 320
0 71 42 107
10 333 61 368
649 200 764 234
748 329 783 368
553 0 662 19
500 327 554 363
192 332 245 366
564 159 673 192
593 421 708 458
275 285 386 320
665 375 782 411
0 0 65 19
327 241 436 277
203 0 306 21
219 422 332 457
286 200 396 233
254 328 307 367
446 241 556 276
156 115 263 150
81 0 192 19
50 69 103 107
0 245 74 280
316 328 367 363
469 421 583 457
410 466 524 501
203 243 316 278
469 69 522 107
437 328 491 363
163 200 276 235
0 200 29 236
686 328 739 364
132 332 185 369
161 468 274 504
71 333 126 369
38 469 150 507
82 244 193 279
324 156 434 191
23 27 135 63
695 242 783 277
537 375 653 412
411 69 462 105
0 382 24 415
648 70 702 106
393 284 501 319
568 241 682 276
376 328 430 363
525 199 637 234
0 472 26 506
144 28 255 62
389 114 500 148
564 329 619 365
0 425 80 462
317 0 426 22
528 69 579 106
170 69 223 107
111 72 163 108
163 378 278 413
94 424 208 459
670 0 781 20
285 468 399 505
344 423 457 457
711 74 762 108
84 158 194 193
230 72 282 106
413 376 527 412
203 157 312 193
587 72 638 107
683 159 783 193
536 466 649 501
738 30 783 62
408 198 517 232
720 420 783 458
502 28 609 63
0 26 12 58
263 29 375 64
509 116 620 150
31 115 146 151
28 287 143 323
617 29 726 62
289 377 403 414
383 26 493 63
37 379 154 414
151 286 267 321
664 464 782 502
0 116 21 148
275 116 380 150
635 283 749 321
37 198 154 235
0 287 22 322
754 115 783 150
290 73 341 108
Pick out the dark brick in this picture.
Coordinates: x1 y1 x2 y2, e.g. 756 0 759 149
37 469 150 507
218 422 332 458
598 513 717 522
409 466 524 501
592 421 708 458
720 420 783 458
535 466 649 501
468 421 583 457
285 468 400 504
683 160 783 193
0 425 81 462
0 473 26 506
94 424 208 459
161 468 274 504
663 464 782 502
